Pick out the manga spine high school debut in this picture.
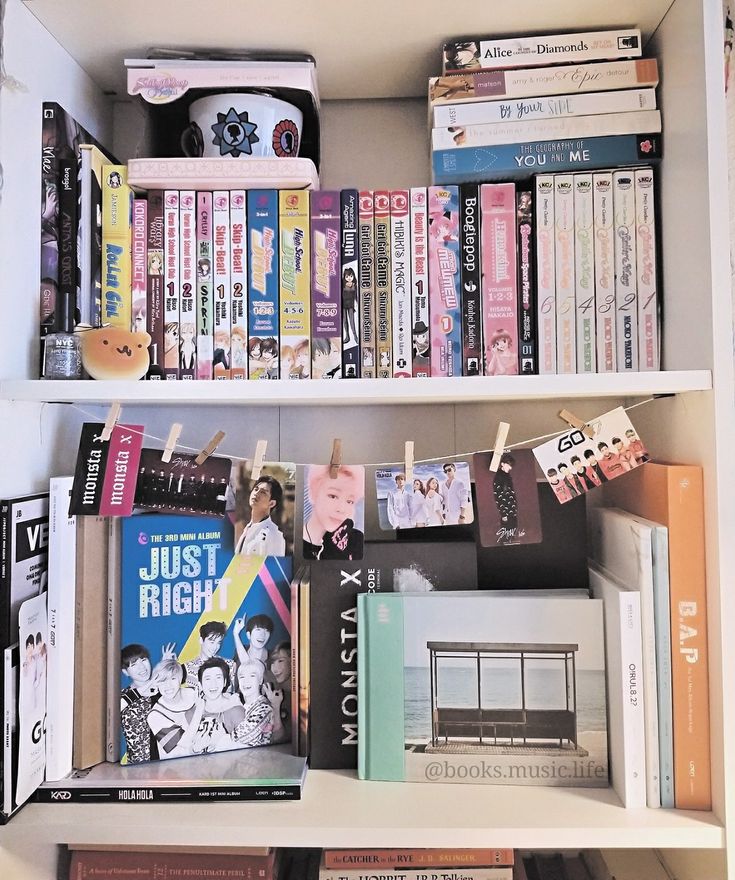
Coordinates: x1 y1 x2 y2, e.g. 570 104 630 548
247 190 279 380
279 190 312 379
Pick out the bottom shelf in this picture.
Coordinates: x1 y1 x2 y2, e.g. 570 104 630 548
2 770 724 850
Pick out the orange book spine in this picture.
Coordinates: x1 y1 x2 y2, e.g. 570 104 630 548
323 850 514 869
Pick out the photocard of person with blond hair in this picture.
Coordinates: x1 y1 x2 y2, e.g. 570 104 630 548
302 464 365 560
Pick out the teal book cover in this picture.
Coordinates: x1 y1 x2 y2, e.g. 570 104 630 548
358 591 607 786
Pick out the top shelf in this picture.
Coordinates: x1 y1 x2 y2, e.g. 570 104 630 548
0 372 712 406
21 0 669 100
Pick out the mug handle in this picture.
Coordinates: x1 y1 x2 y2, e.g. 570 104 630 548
180 122 204 158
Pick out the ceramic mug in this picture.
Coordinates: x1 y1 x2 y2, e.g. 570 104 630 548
181 92 303 159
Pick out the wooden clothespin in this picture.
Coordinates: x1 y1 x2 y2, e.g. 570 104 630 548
100 402 121 442
329 439 343 479
489 421 510 472
559 408 595 439
250 440 268 481
404 441 415 485
161 422 183 463
195 431 226 466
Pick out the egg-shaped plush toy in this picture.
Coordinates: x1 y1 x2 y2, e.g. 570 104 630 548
81 327 151 380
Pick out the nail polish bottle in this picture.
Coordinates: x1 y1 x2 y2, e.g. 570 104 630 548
44 292 82 379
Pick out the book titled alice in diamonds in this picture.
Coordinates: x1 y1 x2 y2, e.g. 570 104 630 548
358 592 607 786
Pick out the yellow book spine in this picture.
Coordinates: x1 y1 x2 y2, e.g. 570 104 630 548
279 190 311 379
101 164 132 328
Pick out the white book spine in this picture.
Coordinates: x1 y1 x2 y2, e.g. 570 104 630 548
319 869 513 880
635 168 659 370
213 191 232 379
105 518 121 763
433 88 657 128
592 172 617 372
229 190 248 380
554 175 576 374
535 176 556 375
390 190 412 377
573 174 595 373
431 109 660 150
409 188 429 378
652 528 675 808
613 170 638 370
178 191 196 380
619 590 647 808
4 645 16 814
163 190 180 379
45 476 76 782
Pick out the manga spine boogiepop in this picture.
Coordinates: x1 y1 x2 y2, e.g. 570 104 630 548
102 164 133 332
593 172 617 372
459 183 482 376
145 190 165 379
574 174 596 374
247 190 280 380
613 170 639 371
279 190 311 379
178 191 196 380
428 186 462 377
389 190 411 378
229 190 248 380
479 183 518 377
635 168 659 371
163 190 180 379
373 191 392 379
195 192 214 381
310 191 343 379
516 187 536 375
340 190 360 378
554 174 576 374
535 175 556 375
410 188 429 378
358 191 376 379
212 191 232 379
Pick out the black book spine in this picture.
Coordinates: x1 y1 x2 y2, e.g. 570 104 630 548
58 154 79 330
146 191 165 378
459 183 482 375
517 188 537 374
35 783 301 803
0 501 11 651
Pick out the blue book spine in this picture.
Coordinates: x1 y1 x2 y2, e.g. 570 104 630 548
247 190 280 379
432 133 662 184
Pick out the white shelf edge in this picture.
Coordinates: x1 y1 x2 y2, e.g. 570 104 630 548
0 371 713 406
2 771 725 850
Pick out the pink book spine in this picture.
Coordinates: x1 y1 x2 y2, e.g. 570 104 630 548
196 192 214 380
480 182 519 376
179 190 196 380
163 190 180 380
390 189 412 377
535 176 556 375
427 186 462 377
635 168 659 370
230 190 248 380
554 174 576 374
132 199 147 339
213 191 231 379
410 188 430 377
593 172 617 372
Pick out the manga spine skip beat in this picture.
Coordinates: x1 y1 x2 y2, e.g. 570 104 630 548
635 168 659 371
163 190 180 379
310 191 343 379
480 183 518 377
229 190 248 380
427 186 462 377
410 188 429 378
145 189 165 379
554 174 576 374
132 198 148 349
358 191 376 378
389 190 411 378
196 192 214 381
373 191 392 379
279 190 311 379
535 175 556 375
592 172 616 372
178 191 196 380
613 170 638 371
247 190 279 380
340 189 361 378
459 183 482 376
516 187 536 375
102 164 133 331
212 191 231 379
574 174 596 374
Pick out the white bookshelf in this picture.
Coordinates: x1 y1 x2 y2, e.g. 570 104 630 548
1 1 734 879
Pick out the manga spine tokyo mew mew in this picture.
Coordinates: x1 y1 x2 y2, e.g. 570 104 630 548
131 197 148 345
459 183 482 376
229 190 248 380
390 190 412 378
613 170 638 371
635 168 659 371
427 186 462 377
163 189 180 379
574 174 596 374
195 192 214 380
279 190 311 379
593 172 617 372
535 175 556 375
373 191 393 379
358 191 376 378
479 182 519 377
247 190 279 380
341 190 361 378
554 174 576 374
410 188 429 378
310 191 343 379
212 191 231 379
178 190 196 380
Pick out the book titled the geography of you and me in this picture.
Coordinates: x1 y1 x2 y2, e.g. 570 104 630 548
358 591 607 787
